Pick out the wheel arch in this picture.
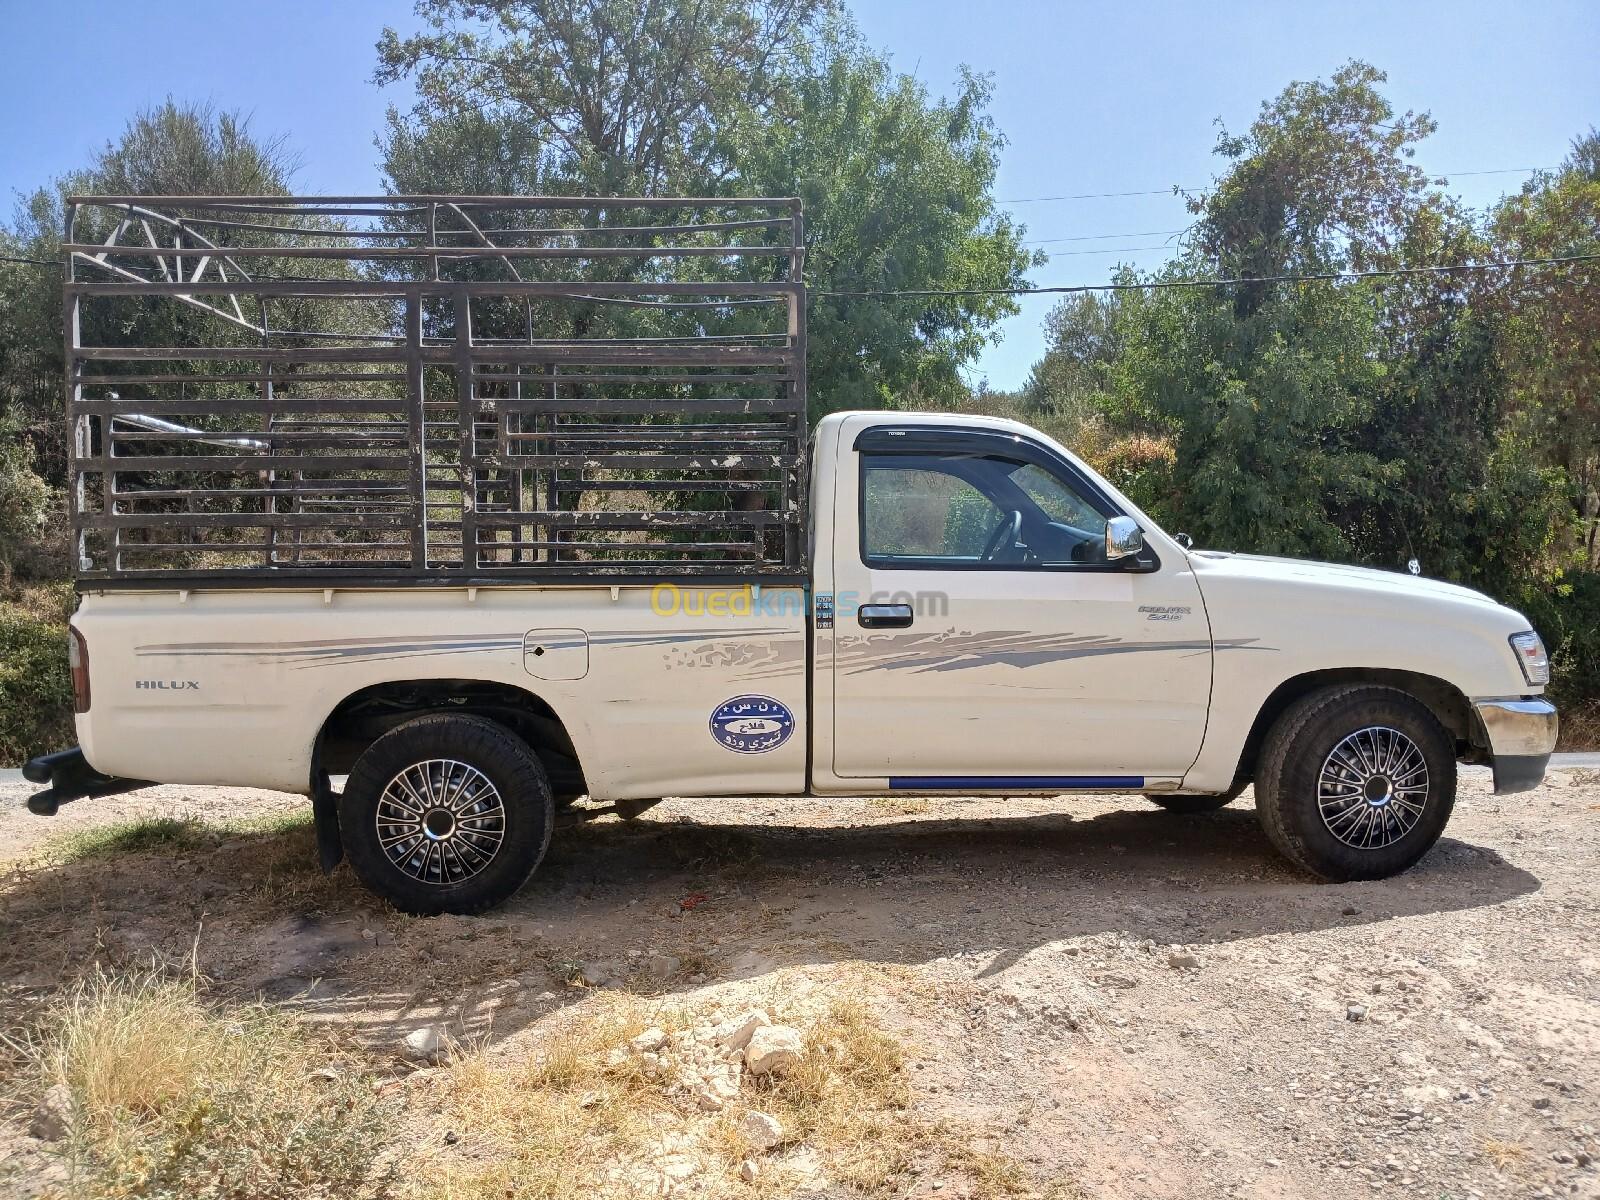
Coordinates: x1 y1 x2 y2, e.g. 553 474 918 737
310 677 588 798
1231 668 1478 786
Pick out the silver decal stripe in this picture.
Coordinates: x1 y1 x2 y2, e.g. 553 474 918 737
133 629 798 669
830 630 1273 675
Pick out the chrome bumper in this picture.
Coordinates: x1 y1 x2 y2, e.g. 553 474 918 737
1473 698 1559 794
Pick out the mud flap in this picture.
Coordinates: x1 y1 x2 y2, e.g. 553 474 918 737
311 770 344 873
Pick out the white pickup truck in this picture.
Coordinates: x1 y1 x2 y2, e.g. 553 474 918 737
30 193 1556 914
35 408 1556 913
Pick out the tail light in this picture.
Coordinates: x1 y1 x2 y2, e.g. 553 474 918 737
68 627 90 713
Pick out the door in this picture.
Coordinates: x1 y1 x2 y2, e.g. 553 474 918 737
829 419 1212 787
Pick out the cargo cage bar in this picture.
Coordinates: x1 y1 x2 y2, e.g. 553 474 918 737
63 196 807 583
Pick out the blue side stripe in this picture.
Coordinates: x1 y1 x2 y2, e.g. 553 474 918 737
887 775 1144 790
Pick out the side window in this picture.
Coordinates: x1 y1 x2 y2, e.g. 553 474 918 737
860 444 1126 569
862 462 1003 560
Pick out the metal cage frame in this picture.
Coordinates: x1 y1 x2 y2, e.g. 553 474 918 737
63 195 807 586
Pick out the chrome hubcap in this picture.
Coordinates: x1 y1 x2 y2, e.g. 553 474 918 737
1317 726 1429 849
376 759 506 885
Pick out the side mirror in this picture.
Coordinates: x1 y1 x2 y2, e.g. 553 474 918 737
1105 516 1144 561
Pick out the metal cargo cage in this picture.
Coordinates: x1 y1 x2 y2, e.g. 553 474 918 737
63 195 807 584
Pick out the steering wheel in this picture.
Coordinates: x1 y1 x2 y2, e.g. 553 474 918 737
980 510 1023 562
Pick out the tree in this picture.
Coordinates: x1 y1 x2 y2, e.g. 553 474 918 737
1192 60 1436 299
376 1 1034 415
736 38 1034 413
1060 61 1574 583
376 0 836 195
1490 131 1600 565
1082 63 1432 556
1 101 307 486
1110 269 1393 558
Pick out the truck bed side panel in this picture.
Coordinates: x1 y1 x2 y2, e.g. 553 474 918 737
74 585 808 799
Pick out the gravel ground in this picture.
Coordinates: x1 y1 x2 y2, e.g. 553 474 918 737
1 767 1596 1198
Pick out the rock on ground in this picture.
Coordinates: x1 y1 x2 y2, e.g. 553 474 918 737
738 1110 784 1151
744 1025 803 1075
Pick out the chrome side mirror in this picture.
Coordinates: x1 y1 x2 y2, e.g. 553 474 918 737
1105 516 1144 561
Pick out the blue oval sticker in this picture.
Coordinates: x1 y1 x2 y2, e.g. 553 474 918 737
710 694 795 754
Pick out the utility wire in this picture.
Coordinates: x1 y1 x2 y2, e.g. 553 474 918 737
1026 244 1178 257
999 166 1552 205
0 253 61 268
1022 228 1186 246
812 252 1600 299
1003 186 1189 204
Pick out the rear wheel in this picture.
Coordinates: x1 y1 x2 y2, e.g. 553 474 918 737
1254 685 1455 881
339 713 554 915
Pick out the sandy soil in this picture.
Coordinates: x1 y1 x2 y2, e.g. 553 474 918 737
1 768 1597 1198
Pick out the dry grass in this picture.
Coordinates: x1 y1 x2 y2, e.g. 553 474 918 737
17 965 392 1200
408 994 681 1199
1557 700 1600 750
1481 1136 1531 1171
406 985 1054 1199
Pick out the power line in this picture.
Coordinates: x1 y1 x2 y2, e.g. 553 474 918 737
1003 186 1187 204
1029 244 1178 257
1022 228 1186 246
0 253 61 268
813 252 1600 299
999 166 1552 206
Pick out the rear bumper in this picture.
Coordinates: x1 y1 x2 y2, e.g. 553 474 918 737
21 747 149 815
1473 699 1559 795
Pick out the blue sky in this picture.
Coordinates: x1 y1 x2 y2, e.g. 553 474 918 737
2 0 1595 389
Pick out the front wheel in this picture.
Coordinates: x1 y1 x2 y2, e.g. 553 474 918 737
339 714 554 915
1254 685 1455 881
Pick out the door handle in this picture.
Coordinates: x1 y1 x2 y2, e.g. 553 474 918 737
858 603 914 629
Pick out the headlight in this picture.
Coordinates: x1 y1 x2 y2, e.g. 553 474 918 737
1509 631 1550 686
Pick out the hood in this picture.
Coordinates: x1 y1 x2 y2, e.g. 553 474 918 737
1188 550 1499 608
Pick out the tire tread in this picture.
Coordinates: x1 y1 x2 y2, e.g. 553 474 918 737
1255 684 1454 881
340 713 553 915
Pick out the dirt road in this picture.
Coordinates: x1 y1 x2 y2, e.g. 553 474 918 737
2 768 1596 1198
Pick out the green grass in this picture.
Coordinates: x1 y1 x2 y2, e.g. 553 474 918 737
39 810 314 867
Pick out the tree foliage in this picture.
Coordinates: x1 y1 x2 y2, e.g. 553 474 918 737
1 101 306 486
1019 62 1595 704
377 0 831 194
377 1 1033 416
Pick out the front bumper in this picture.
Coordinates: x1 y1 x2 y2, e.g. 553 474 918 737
1473 699 1559 795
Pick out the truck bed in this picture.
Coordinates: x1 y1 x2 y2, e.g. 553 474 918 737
76 583 809 797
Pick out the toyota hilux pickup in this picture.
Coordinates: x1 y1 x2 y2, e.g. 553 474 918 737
25 194 1558 914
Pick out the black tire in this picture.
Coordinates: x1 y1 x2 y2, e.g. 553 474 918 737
339 713 554 915
1145 780 1248 814
1254 684 1455 882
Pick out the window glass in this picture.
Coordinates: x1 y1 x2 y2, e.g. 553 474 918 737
860 446 1121 568
862 466 1001 559
1010 462 1107 535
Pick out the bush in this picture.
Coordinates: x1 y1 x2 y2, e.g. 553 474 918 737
0 581 75 765
0 437 58 582
1522 570 1600 710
